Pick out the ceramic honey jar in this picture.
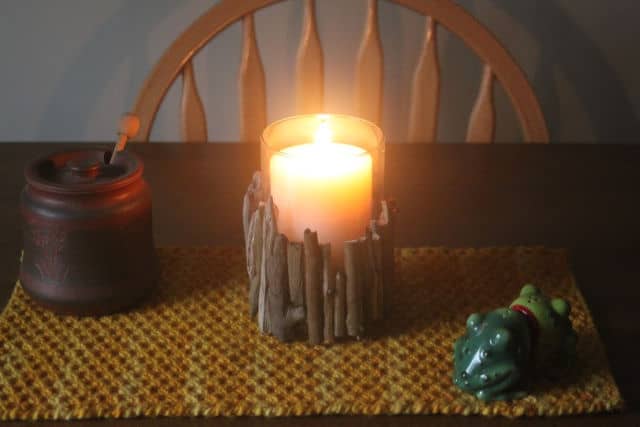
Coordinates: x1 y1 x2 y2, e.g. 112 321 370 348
19 148 157 315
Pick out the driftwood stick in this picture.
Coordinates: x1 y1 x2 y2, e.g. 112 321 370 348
242 192 252 245
258 231 268 331
242 171 262 243
344 239 364 338
361 228 374 322
304 229 323 345
322 244 335 344
247 204 264 316
258 197 278 333
364 226 382 322
334 271 346 338
267 233 290 341
375 200 397 317
265 197 279 247
287 242 305 307
370 231 383 321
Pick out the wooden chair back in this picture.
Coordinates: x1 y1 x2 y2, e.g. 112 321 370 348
130 0 549 143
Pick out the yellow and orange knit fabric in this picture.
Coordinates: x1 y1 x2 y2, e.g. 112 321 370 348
0 247 623 420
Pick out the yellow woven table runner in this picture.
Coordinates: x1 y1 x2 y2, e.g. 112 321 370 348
0 247 622 420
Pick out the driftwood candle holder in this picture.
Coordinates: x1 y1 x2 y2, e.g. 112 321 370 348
242 172 396 345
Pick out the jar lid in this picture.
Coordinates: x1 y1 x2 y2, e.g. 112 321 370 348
25 149 143 194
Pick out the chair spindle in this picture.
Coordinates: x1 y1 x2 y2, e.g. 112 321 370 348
408 17 440 143
181 59 208 143
355 0 383 125
239 13 267 143
296 0 324 114
466 64 495 143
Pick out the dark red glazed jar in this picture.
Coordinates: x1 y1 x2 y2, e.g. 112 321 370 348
20 149 157 315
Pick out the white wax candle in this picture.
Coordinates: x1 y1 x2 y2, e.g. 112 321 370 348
270 140 372 265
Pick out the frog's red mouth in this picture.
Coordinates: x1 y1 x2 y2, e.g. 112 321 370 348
510 304 539 357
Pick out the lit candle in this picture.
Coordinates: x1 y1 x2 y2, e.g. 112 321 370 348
269 117 373 264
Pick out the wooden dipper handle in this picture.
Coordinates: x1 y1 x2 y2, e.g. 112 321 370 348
110 113 140 164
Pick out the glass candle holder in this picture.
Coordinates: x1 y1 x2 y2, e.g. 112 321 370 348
261 114 385 266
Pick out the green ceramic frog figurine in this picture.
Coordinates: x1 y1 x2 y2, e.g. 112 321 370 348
453 284 577 401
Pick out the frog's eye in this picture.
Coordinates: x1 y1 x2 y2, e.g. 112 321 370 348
551 298 570 316
466 313 483 332
520 284 539 297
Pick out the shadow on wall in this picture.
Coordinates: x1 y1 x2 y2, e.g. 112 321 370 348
36 1 179 141
490 0 639 143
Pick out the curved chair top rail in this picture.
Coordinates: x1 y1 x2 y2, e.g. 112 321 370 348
131 0 549 143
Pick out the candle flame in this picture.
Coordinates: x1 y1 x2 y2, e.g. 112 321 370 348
314 114 333 145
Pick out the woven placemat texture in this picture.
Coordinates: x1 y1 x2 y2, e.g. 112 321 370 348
0 247 622 420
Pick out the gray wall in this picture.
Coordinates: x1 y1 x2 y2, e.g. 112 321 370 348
1 0 638 143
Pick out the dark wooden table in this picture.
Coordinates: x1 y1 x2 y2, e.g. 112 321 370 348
1 143 638 426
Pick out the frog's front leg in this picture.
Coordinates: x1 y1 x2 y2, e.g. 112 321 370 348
474 361 525 402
